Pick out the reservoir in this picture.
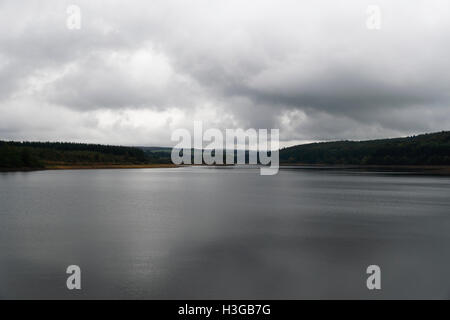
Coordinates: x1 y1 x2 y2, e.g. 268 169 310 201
1 166 449 299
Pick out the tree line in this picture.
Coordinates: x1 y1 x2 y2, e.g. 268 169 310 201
279 131 450 165
0 141 149 169
2 131 450 169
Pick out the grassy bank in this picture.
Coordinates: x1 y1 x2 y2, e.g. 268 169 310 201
44 163 178 170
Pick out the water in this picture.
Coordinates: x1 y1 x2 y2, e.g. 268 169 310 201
0 167 449 299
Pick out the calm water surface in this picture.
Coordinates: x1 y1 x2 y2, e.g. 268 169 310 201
1 167 449 299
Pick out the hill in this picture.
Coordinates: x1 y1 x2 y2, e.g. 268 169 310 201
279 131 450 165
0 141 171 170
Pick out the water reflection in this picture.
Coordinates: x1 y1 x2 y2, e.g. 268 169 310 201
0 167 449 299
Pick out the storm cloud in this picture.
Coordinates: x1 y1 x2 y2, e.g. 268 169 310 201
0 0 449 146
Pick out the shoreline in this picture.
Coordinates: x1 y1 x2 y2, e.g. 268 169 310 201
45 163 178 170
2 163 450 175
279 164 450 175
0 163 179 172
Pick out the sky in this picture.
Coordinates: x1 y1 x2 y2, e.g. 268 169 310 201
0 0 449 147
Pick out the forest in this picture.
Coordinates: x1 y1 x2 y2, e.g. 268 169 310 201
0 141 158 169
2 131 450 170
279 131 450 165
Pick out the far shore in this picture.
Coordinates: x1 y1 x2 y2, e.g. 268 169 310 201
45 163 178 170
0 163 179 172
279 163 450 175
2 163 450 175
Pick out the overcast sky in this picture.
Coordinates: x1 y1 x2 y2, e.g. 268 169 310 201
0 0 449 147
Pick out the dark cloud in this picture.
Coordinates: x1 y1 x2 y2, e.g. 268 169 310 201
0 0 449 145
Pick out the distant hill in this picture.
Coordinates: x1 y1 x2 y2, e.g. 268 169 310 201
280 131 450 165
138 146 176 164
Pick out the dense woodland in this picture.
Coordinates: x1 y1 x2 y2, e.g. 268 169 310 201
0 141 151 169
1 131 450 169
279 131 450 165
